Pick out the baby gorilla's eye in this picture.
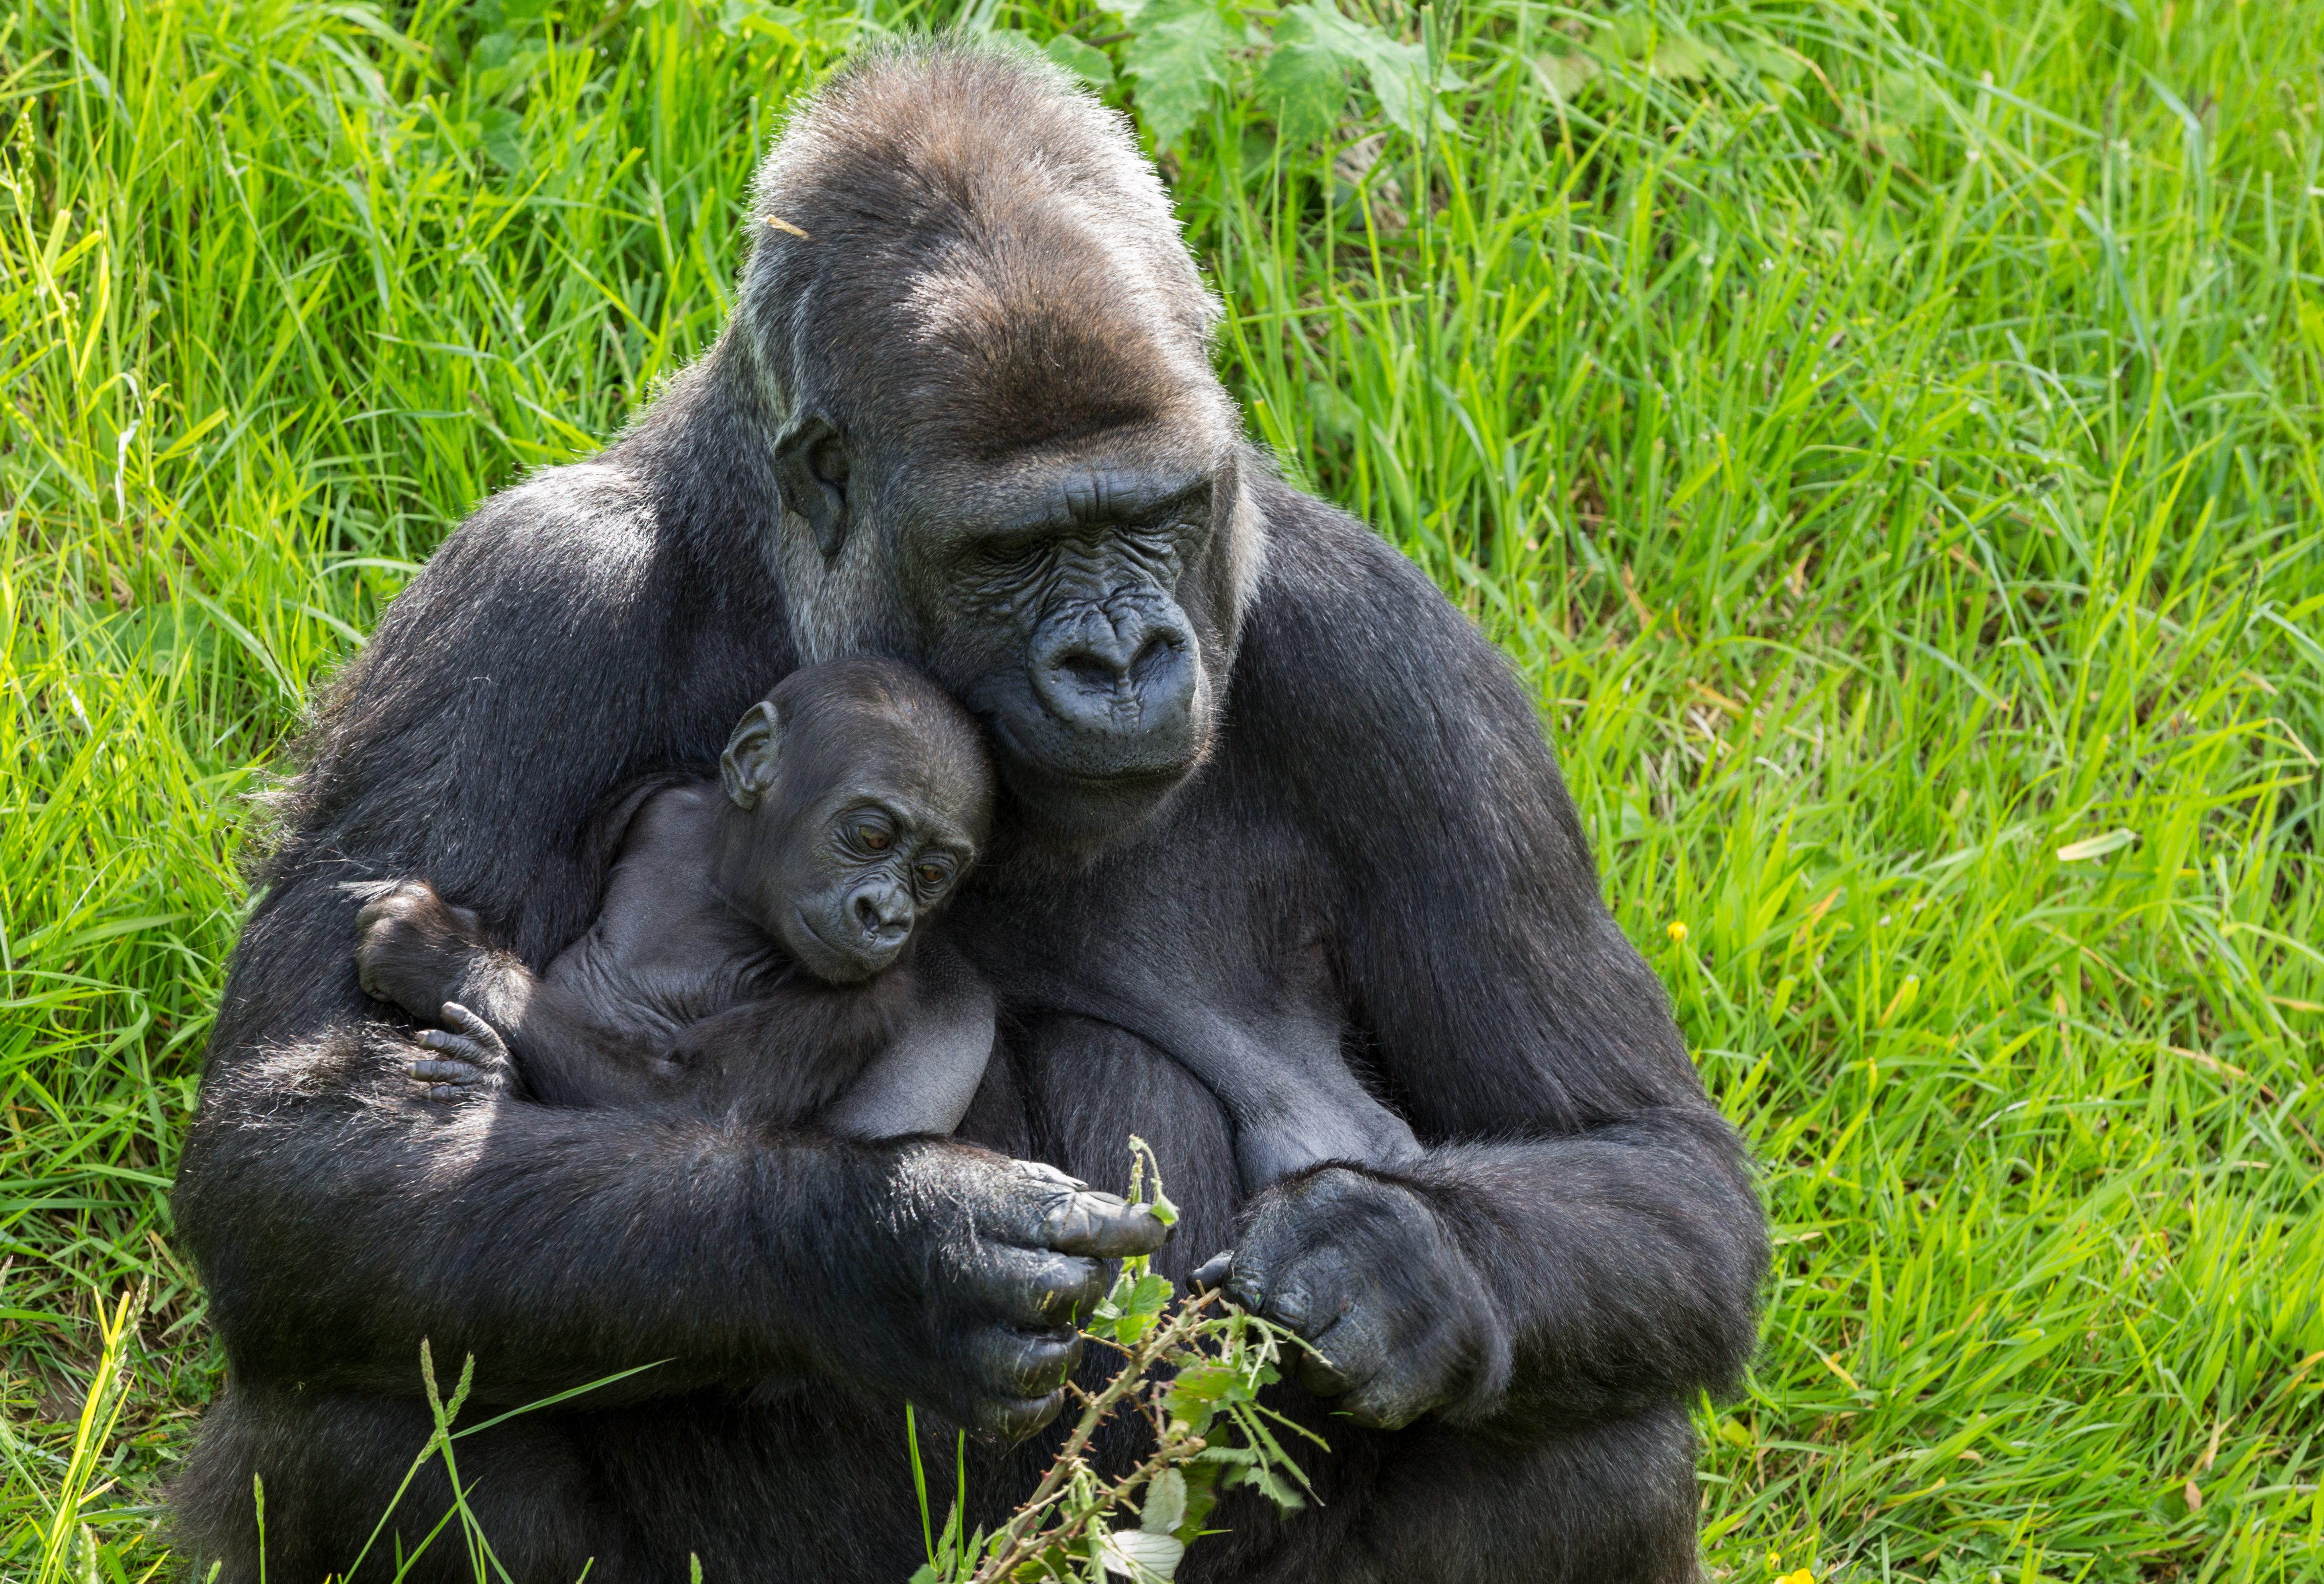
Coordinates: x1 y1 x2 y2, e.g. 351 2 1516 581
916 862 949 888
857 825 892 851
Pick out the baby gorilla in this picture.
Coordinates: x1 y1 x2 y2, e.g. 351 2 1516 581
353 657 998 1135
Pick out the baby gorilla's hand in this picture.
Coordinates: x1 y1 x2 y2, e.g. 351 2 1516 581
356 880 487 1020
407 1003 514 1103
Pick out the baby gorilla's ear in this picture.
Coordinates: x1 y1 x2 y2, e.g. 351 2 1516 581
720 702 782 811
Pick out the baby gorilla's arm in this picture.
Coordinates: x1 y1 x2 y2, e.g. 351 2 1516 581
820 936 996 1138
354 880 683 1108
662 936 996 1136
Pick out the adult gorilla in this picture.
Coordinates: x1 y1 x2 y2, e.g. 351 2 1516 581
175 40 1765 1584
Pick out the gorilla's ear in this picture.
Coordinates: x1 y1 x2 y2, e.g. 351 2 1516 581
774 413 851 557
720 702 782 811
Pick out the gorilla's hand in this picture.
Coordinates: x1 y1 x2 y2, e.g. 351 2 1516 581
867 1150 1167 1443
1210 1167 1506 1430
405 1003 514 1103
356 880 489 1020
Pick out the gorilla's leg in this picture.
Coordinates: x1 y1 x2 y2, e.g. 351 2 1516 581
1339 1405 1705 1584
173 1386 649 1584
597 1388 934 1584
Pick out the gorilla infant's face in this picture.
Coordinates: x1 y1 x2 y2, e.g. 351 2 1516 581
765 788 973 983
717 681 988 983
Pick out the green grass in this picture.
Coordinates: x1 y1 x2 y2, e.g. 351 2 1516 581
2 0 2320 1577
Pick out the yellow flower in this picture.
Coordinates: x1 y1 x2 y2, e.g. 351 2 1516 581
1667 920 1689 944
1777 1568 1815 1584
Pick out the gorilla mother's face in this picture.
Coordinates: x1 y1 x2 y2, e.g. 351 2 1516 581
893 437 1242 840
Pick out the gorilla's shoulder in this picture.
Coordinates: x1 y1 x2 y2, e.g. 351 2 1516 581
417 461 667 605
323 459 708 754
1237 473 1531 729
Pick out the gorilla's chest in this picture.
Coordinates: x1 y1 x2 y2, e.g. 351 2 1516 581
957 792 1338 1070
951 780 1417 1192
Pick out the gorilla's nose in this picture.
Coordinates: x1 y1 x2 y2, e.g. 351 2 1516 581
1028 598 1196 739
853 882 912 942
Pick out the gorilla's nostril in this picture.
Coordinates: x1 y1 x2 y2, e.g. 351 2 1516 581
854 896 882 934
1059 652 1121 693
1128 631 1182 683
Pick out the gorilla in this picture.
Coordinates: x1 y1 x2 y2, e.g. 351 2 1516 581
349 657 1005 1132
173 39 1765 1584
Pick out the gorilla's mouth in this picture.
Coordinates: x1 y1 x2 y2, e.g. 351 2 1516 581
984 699 1206 787
981 714 1203 844
789 906 887 983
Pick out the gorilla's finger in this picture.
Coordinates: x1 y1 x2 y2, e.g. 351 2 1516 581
970 1246 1110 1327
1286 1299 1386 1398
408 1058 486 1083
1294 1342 1354 1398
1039 1190 1166 1259
968 1326 1083 1398
415 1028 497 1066
1337 1354 1445 1431
1189 1251 1234 1293
1013 1161 1090 1195
437 1003 507 1058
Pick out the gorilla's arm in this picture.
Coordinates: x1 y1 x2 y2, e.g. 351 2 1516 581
351 878 691 1109
812 933 998 1139
1223 488 1767 1431
178 472 1160 1428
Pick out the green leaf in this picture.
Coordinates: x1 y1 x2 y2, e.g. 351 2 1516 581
1045 33 1116 88
1127 1273 1172 1316
1140 1468 1187 1535
1258 8 1348 146
1532 48 1598 103
478 107 526 174
1649 30 1731 84
1163 1362 1243 1413
1272 3 1456 139
1170 1460 1222 1543
1125 0 1232 152
718 0 807 38
1304 378 1362 440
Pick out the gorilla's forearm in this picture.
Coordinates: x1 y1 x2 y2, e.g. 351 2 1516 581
181 1023 892 1402
1403 1112 1765 1426
185 880 1158 1426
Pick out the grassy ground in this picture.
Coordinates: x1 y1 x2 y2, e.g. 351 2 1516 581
2 0 2320 1577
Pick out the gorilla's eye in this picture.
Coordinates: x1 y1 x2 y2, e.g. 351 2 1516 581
916 862 949 888
857 825 892 851
979 535 1048 574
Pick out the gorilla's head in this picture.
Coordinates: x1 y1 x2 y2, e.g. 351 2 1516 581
723 40 1266 843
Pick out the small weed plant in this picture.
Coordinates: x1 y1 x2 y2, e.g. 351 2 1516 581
909 1140 1317 1584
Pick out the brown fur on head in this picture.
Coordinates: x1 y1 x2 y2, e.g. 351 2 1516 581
713 39 1269 844
734 38 1231 463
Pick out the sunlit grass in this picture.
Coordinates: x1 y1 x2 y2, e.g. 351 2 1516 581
1 0 2319 1577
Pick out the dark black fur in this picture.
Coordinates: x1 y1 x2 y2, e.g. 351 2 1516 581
173 39 1765 1584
